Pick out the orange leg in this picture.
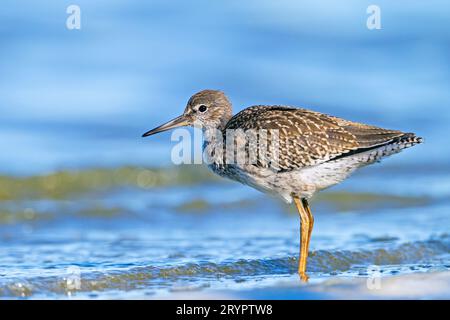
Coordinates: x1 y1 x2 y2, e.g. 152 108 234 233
302 198 314 256
293 197 314 282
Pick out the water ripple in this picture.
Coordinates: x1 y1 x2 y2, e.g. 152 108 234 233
1 236 448 297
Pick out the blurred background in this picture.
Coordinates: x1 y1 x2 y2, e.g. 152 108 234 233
0 0 449 299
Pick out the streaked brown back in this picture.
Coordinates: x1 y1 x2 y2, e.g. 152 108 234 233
225 105 408 172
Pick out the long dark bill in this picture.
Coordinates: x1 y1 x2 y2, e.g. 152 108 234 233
142 115 189 137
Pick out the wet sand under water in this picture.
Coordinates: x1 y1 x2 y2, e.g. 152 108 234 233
164 271 450 300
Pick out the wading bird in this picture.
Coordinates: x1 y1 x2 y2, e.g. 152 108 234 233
142 90 422 281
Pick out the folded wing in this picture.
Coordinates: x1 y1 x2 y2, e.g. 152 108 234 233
224 106 407 172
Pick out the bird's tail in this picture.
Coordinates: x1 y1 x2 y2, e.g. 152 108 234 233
329 132 423 166
358 132 423 163
393 132 423 149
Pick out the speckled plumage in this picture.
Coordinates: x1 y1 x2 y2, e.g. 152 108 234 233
199 95 422 202
142 89 423 280
224 106 414 170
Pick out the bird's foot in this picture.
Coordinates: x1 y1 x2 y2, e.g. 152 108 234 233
298 271 309 282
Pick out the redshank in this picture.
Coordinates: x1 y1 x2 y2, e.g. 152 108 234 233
142 90 423 281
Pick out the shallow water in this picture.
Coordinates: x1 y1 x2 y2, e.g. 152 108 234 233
1 0 450 299
0 165 449 298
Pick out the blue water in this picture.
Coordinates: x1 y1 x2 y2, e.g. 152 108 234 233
0 0 449 299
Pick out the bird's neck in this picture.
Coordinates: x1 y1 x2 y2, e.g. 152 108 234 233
202 126 223 145
202 115 230 138
202 125 225 166
201 115 231 164
215 116 231 132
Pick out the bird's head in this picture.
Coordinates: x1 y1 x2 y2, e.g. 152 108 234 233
142 90 232 137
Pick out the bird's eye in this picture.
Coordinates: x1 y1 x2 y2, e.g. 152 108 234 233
198 105 208 113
